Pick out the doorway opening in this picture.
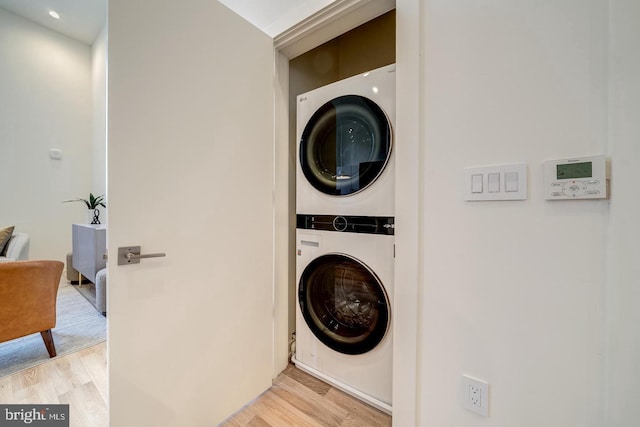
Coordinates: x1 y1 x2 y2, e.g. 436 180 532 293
285 7 396 359
275 7 397 412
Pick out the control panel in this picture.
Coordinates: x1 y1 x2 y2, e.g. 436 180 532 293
543 155 608 200
296 214 394 235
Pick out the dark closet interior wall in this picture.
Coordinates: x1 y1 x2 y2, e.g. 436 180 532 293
287 10 396 339
289 10 396 103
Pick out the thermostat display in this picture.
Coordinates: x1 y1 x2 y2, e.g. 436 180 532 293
557 162 592 180
544 155 608 200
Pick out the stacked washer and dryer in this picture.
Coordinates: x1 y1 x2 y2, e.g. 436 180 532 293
293 64 396 414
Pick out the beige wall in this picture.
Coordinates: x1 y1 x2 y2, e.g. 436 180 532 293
420 0 607 424
391 0 640 425
0 8 92 261
604 0 640 424
92 25 108 209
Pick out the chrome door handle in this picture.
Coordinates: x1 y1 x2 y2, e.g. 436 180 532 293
126 252 166 260
118 246 166 265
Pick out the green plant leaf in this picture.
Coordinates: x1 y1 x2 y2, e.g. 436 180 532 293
62 194 106 209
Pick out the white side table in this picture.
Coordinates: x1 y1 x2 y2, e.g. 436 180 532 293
72 224 107 284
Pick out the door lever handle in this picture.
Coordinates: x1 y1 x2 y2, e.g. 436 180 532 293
118 246 166 265
125 252 166 260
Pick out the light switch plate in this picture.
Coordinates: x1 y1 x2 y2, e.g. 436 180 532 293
464 163 527 201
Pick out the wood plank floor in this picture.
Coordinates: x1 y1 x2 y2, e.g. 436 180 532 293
222 364 392 427
0 343 391 427
0 342 108 427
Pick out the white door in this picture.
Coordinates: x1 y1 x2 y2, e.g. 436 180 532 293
107 1 274 425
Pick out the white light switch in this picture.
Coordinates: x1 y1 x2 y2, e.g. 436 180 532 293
464 163 527 201
471 174 483 193
505 171 518 192
487 173 500 193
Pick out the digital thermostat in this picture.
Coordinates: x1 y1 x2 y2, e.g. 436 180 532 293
544 155 608 200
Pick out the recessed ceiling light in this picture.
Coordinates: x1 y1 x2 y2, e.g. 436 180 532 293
49 10 60 19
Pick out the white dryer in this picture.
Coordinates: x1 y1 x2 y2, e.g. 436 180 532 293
293 214 394 414
296 64 396 217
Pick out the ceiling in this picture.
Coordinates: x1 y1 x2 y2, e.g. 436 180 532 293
0 0 335 45
218 0 336 37
0 0 106 45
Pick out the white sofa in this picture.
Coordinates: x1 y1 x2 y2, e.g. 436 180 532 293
0 233 30 262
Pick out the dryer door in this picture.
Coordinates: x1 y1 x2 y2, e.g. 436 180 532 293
300 95 392 196
299 253 390 355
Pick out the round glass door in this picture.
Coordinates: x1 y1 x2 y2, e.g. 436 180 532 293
299 95 392 196
298 253 390 355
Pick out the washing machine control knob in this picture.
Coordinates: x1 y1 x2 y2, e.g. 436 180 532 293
332 216 348 232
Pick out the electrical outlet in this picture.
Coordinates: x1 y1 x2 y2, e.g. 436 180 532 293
469 383 481 408
462 375 489 417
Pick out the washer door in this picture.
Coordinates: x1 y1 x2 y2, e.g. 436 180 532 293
298 253 390 355
300 95 392 196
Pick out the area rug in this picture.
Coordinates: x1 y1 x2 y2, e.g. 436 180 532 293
0 281 107 378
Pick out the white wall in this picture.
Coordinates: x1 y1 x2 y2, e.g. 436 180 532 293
604 0 640 425
416 0 609 425
394 0 640 425
392 1 421 425
92 25 107 206
0 8 92 261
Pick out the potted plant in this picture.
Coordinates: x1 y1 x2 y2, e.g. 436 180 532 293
63 193 106 224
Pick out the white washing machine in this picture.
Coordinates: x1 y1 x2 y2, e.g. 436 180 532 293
296 64 396 217
293 214 394 414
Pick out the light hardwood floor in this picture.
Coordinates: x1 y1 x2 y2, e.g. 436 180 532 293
0 343 391 427
222 365 392 427
0 342 108 427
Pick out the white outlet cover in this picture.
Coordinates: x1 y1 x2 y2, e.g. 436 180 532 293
462 375 489 417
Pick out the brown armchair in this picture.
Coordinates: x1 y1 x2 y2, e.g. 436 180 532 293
0 260 64 357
